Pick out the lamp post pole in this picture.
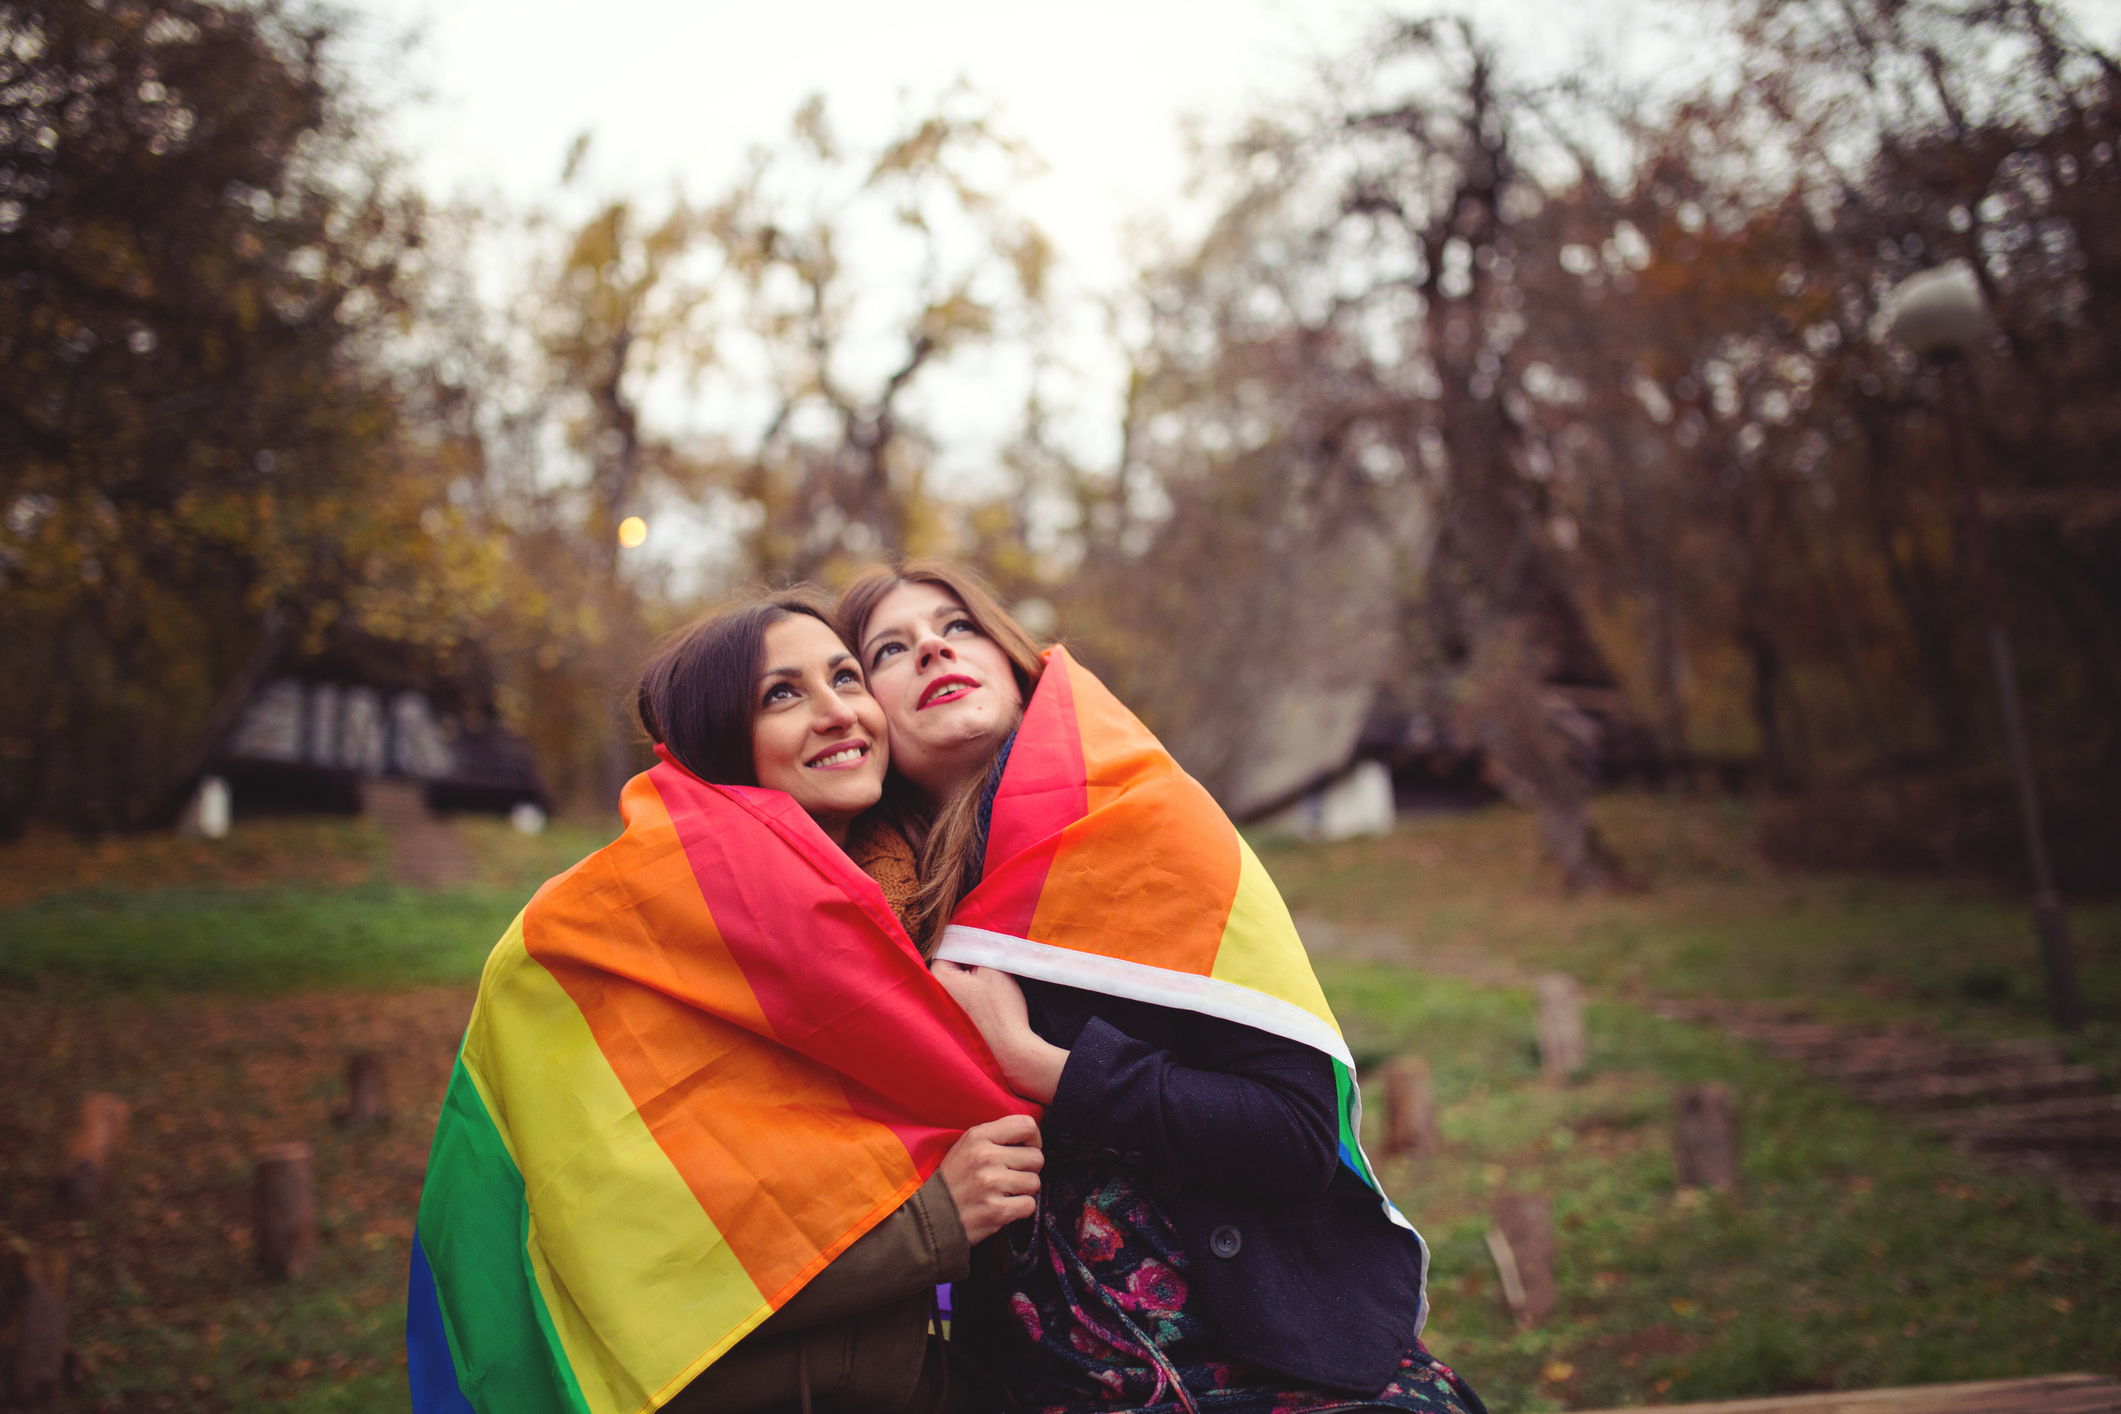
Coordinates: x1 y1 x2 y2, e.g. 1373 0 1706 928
1935 356 2081 1031
1887 262 2081 1032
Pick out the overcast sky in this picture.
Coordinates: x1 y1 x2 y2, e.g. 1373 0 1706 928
347 0 2121 578
361 0 2121 282
359 1 1747 292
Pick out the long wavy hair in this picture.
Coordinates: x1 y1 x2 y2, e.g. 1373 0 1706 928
836 560 1046 952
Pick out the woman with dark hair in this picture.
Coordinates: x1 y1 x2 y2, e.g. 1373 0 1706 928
410 588 1041 1414
836 563 1484 1414
637 589 1042 1414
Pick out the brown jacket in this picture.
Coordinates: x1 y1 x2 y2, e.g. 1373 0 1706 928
670 815 974 1414
666 1170 969 1414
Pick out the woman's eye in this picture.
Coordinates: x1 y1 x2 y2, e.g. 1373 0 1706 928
945 618 976 636
871 642 903 666
762 683 796 707
834 668 863 688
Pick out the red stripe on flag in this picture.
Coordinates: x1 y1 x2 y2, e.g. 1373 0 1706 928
957 647 1086 939
652 765 1031 1170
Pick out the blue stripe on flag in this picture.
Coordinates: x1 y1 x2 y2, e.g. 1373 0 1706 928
408 1232 477 1414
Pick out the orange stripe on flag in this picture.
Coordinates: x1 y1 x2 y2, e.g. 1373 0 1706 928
1025 653 1240 976
524 776 920 1306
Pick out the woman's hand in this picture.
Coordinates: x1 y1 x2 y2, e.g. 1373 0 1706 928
932 961 1070 1104
938 1115 1044 1244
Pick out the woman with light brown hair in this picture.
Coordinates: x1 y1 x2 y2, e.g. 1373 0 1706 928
837 561 1483 1414
835 559 1048 952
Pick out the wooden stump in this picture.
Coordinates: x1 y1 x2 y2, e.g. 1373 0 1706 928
3 1244 69 1405
1672 1082 1740 1190
1382 1057 1442 1158
336 1051 391 1131
254 1143 316 1280
59 1093 130 1212
1535 974 1588 1079
1486 1192 1557 1328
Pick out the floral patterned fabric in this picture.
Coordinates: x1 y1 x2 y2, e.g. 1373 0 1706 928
966 1156 1483 1414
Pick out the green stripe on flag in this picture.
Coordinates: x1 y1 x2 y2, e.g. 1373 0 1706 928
417 1055 592 1414
1333 1059 1379 1186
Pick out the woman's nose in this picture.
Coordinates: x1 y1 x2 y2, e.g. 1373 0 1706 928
915 633 955 670
814 689 858 731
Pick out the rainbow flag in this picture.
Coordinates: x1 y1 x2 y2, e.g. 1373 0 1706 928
934 647 1429 1324
408 763 1032 1414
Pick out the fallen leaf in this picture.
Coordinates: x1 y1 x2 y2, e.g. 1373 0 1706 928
1671 1298 1697 1316
1543 1362 1576 1383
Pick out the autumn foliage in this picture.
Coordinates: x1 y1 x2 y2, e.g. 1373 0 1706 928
5 0 2120 888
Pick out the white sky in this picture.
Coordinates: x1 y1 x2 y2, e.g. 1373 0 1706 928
357 1 1759 294
361 0 2121 270
346 0 2121 578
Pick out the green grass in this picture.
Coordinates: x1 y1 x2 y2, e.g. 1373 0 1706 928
7 798 2120 1411
1327 963 2121 1412
1262 793 2121 1076
0 818 616 995
0 884 519 993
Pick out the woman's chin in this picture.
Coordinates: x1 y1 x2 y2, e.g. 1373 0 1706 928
908 701 1011 751
792 774 883 822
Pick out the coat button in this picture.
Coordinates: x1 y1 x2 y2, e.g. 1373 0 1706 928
1209 1225 1242 1259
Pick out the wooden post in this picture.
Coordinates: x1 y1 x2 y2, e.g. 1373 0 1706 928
1486 1192 1557 1328
1672 1082 1740 1190
60 1093 130 1212
336 1051 391 1131
1535 974 1588 1079
4 1244 68 1404
1382 1057 1442 1158
254 1143 316 1280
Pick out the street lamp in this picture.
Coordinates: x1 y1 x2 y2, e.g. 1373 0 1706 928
1883 260 2082 1031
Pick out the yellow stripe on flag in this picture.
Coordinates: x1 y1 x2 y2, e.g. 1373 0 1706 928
1209 834 1343 1041
464 917 769 1414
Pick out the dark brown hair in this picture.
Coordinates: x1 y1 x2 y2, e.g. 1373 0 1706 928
636 588 842 787
835 560 1047 952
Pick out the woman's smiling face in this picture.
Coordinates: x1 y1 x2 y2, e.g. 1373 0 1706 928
859 581 1024 804
750 613 888 843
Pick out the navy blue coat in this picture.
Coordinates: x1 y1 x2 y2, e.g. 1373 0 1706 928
990 978 1430 1395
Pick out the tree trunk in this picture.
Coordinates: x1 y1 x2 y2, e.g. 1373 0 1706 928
1382 1057 1442 1159
60 1093 130 1213
1535 975 1588 1080
336 1052 390 1132
1461 621 1621 893
254 1143 316 1280
4 1244 69 1405
1487 1192 1556 1328
1862 418 1970 756
1741 620 1797 792
1672 1083 1740 1190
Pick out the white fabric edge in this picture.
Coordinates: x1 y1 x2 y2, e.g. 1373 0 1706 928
937 925 1355 1068
937 922 1430 1336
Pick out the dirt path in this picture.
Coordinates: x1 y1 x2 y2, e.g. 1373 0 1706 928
1294 914 2120 1225
1656 997 2121 1224
362 778 478 889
